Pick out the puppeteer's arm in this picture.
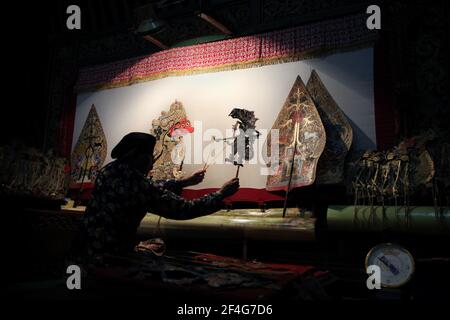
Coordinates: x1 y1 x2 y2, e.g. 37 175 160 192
143 179 224 220
152 179 183 194
151 169 206 194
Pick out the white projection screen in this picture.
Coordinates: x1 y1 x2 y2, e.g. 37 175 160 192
73 48 375 189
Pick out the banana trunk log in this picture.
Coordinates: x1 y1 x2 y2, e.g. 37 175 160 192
139 208 315 241
327 206 449 236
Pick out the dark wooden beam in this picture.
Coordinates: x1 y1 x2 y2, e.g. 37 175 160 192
142 35 169 49
198 12 232 35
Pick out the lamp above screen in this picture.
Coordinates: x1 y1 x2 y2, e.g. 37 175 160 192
135 17 166 35
133 3 166 36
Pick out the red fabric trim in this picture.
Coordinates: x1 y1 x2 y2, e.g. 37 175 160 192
76 14 376 91
68 182 94 201
373 36 399 150
56 92 77 158
182 188 284 205
69 182 94 189
68 185 284 204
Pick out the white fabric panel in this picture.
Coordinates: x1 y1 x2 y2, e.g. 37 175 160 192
73 48 375 189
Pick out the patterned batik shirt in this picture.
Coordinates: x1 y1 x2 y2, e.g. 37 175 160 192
72 160 224 262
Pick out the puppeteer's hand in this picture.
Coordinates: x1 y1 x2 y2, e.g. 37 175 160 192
219 178 240 198
181 169 206 187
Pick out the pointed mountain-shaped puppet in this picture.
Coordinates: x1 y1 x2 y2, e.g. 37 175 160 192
71 104 107 184
266 75 326 191
306 70 353 184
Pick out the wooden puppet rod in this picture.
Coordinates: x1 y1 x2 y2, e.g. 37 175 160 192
282 128 299 218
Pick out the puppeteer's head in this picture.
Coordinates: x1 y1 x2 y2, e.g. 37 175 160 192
111 132 157 174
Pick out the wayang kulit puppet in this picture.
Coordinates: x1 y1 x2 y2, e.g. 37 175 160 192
226 108 260 178
150 100 194 180
306 70 353 185
265 75 326 216
205 108 260 179
71 104 107 186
